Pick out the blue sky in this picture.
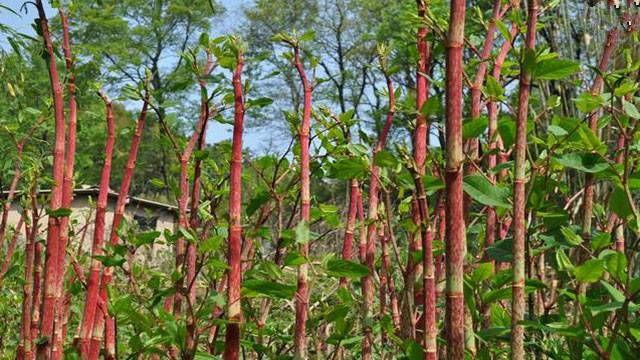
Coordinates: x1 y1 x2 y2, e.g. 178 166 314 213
0 0 276 153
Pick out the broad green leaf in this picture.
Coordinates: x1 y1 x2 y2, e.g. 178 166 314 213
463 116 488 140
590 232 611 251
463 175 510 208
470 262 494 284
295 221 310 244
573 259 604 283
329 157 368 180
242 279 296 299
46 207 72 218
556 250 573 271
326 259 370 279
574 92 605 113
600 280 625 302
554 152 608 173
131 231 161 247
610 186 633 219
622 99 640 119
534 59 580 80
560 226 583 246
485 76 504 99
374 150 398 168
601 251 627 282
246 97 273 108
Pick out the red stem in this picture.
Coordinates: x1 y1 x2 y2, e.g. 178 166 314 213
35 0 68 356
77 92 116 357
511 1 538 359
223 49 245 360
290 42 313 360
89 99 149 359
444 0 467 358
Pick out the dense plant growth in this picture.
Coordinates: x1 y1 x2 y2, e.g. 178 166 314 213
0 0 640 359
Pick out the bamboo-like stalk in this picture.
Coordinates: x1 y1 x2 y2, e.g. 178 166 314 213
287 40 313 360
35 1 68 356
340 179 359 287
88 99 149 360
486 21 519 264
362 48 396 360
581 27 619 244
223 46 245 360
51 10 77 359
444 0 467 358
18 193 39 360
511 1 538 359
77 92 116 357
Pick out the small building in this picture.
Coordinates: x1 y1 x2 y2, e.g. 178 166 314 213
1 187 178 257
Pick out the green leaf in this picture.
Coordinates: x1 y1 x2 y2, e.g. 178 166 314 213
131 231 161 247
470 262 494 284
556 250 573 271
326 259 370 279
573 259 604 283
485 76 504 99
329 157 369 180
553 152 608 173
574 92 605 113
284 251 307 266
246 190 271 217
600 280 625 302
463 175 510 208
246 97 273 108
534 59 580 80
622 99 640 119
560 226 583 246
602 251 627 282
242 279 296 299
374 150 398 168
463 116 488 140
405 340 425 360
46 207 72 218
295 221 310 244
590 232 611 251
610 186 633 219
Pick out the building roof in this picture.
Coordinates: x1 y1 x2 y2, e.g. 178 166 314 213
0 187 179 212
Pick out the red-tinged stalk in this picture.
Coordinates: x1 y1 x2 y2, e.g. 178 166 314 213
357 189 366 263
288 40 313 360
414 1 437 357
223 47 245 360
340 179 359 287
444 0 466 358
486 22 519 265
0 136 26 247
51 10 77 359
0 217 24 283
511 1 538 359
89 99 149 359
177 57 215 321
581 27 619 244
607 132 626 252
362 49 396 359
77 92 116 357
35 1 68 356
464 0 503 221
18 210 37 360
382 223 401 330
